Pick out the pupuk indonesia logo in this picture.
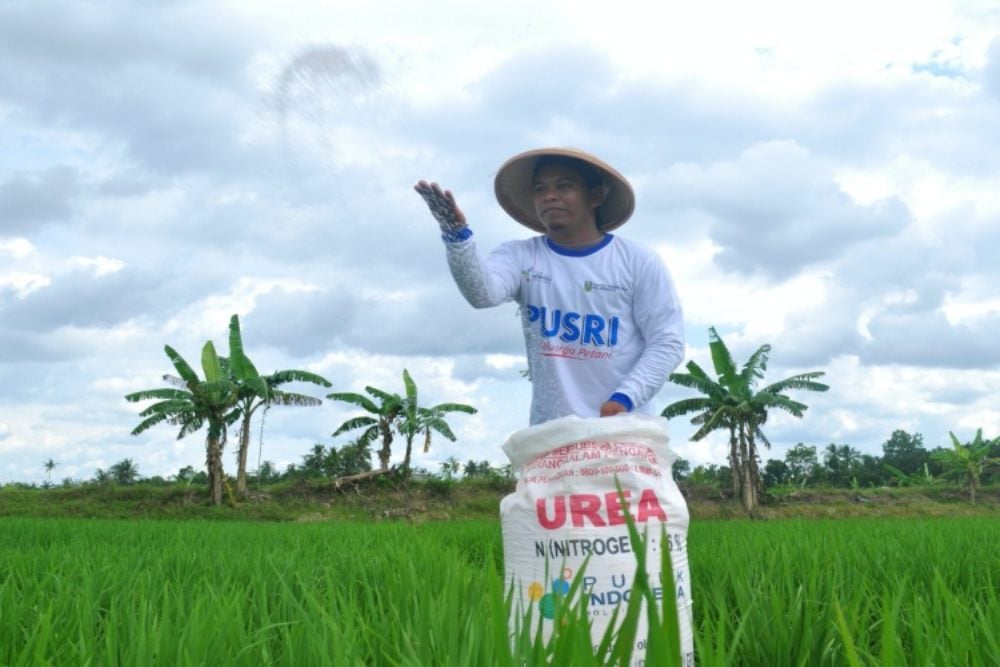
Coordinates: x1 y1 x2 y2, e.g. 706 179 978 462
529 568 573 620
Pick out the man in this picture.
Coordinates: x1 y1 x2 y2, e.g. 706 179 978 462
415 147 684 425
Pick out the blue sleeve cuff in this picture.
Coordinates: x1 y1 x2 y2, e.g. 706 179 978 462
442 227 473 243
609 392 633 411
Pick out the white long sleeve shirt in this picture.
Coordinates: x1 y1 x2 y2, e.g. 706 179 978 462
445 233 684 425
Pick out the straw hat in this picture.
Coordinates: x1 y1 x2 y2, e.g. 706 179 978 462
494 148 635 233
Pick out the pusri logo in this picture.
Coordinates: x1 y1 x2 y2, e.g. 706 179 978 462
525 305 619 347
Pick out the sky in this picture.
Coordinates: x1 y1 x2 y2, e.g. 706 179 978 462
2 0 1000 484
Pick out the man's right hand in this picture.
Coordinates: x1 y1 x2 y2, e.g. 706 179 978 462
414 181 467 234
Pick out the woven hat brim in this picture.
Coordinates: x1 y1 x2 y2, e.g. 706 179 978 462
493 148 635 233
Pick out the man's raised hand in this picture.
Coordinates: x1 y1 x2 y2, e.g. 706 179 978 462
414 181 467 234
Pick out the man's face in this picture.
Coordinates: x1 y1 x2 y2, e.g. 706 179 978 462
531 164 604 237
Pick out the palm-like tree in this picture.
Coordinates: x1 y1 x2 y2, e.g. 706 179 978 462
328 386 404 471
441 456 462 480
301 443 327 477
932 430 1000 504
43 459 57 485
109 458 140 485
662 326 828 512
224 315 331 495
329 438 374 477
125 342 239 505
397 369 477 476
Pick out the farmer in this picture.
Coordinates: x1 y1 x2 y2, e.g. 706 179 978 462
415 148 684 425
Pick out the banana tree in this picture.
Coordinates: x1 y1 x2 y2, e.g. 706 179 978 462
225 315 331 494
932 429 1000 504
329 369 477 476
126 341 239 505
328 386 404 471
396 368 477 476
662 327 828 513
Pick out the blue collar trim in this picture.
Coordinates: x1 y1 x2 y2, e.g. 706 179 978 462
545 234 614 257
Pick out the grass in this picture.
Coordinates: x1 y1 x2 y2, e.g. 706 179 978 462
2 516 998 665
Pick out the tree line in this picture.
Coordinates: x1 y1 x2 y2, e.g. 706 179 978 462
673 428 1000 502
123 315 475 504
30 425 996 506
25 448 512 492
663 327 999 509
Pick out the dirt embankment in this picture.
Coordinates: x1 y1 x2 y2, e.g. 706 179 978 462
2 482 998 522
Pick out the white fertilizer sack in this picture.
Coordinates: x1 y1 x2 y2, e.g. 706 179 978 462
501 415 693 666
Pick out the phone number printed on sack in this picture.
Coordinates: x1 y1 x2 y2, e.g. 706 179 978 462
523 461 661 484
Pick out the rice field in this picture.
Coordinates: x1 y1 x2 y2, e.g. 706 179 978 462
2 516 998 665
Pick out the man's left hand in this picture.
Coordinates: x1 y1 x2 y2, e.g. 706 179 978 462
599 400 628 417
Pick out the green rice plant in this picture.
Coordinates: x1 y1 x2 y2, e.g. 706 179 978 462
2 516 999 665
685 517 1000 666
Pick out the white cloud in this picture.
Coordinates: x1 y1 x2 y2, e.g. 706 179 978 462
0 271 50 298
0 237 35 258
68 255 125 277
